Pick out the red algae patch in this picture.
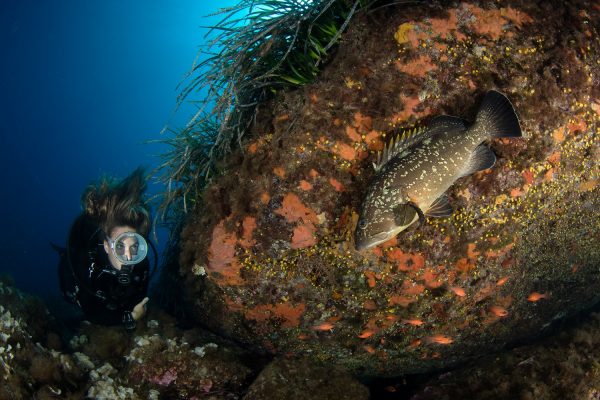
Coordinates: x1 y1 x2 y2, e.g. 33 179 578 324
466 5 533 39
298 180 313 191
395 55 437 78
365 130 384 151
402 281 425 296
291 224 317 249
208 220 236 271
260 192 271 204
352 112 373 132
275 193 318 224
329 177 345 192
244 302 306 328
346 125 362 142
522 170 534 185
207 220 243 285
248 142 259 154
466 243 480 260
275 193 319 248
333 141 358 161
547 151 561 165
273 167 286 178
240 216 257 249
390 96 430 124
365 270 377 288
420 268 444 289
455 257 475 275
394 4 532 48
428 9 462 40
386 248 426 272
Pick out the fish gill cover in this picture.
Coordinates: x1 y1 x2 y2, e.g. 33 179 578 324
158 0 599 378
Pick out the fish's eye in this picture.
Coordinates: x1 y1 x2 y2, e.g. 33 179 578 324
358 219 367 229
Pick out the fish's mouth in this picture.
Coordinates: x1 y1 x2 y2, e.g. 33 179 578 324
355 224 416 251
355 232 393 252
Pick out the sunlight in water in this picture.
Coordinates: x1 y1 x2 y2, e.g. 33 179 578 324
252 0 316 20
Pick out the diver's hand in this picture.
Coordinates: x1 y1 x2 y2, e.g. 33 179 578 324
131 297 149 321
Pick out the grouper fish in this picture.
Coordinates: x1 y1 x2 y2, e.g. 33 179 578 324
354 90 522 251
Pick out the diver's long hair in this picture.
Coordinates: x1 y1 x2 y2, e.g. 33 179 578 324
82 167 151 238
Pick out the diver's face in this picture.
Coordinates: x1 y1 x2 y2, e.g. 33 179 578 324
103 225 137 270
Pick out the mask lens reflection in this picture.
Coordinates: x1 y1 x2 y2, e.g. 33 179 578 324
110 232 147 265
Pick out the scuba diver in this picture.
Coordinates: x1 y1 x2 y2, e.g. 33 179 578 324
55 168 156 330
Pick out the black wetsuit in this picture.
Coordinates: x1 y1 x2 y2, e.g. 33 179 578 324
58 214 149 329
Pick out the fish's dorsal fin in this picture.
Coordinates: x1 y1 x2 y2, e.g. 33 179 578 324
460 143 496 177
373 116 468 172
425 194 453 218
426 115 469 136
373 127 425 172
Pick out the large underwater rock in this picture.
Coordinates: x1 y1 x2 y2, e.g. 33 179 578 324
179 0 599 377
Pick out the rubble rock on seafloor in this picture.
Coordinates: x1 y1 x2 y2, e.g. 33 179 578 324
0 278 263 399
178 0 600 378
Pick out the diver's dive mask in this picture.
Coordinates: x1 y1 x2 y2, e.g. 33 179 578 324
107 232 148 266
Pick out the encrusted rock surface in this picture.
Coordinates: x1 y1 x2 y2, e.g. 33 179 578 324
407 311 600 400
243 357 370 400
179 0 600 377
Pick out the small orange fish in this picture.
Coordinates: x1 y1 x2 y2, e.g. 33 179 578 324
496 276 509 286
358 330 375 339
312 322 335 331
402 319 425 326
364 345 376 353
489 305 509 317
450 286 466 297
527 292 548 302
425 335 453 345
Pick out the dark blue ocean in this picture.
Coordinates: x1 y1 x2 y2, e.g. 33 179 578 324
0 0 236 300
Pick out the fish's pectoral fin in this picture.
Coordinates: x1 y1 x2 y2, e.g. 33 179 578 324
425 194 453 218
460 144 496 177
394 202 424 227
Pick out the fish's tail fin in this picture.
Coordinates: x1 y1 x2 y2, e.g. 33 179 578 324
473 90 522 138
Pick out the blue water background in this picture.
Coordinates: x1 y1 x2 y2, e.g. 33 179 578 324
0 0 238 299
